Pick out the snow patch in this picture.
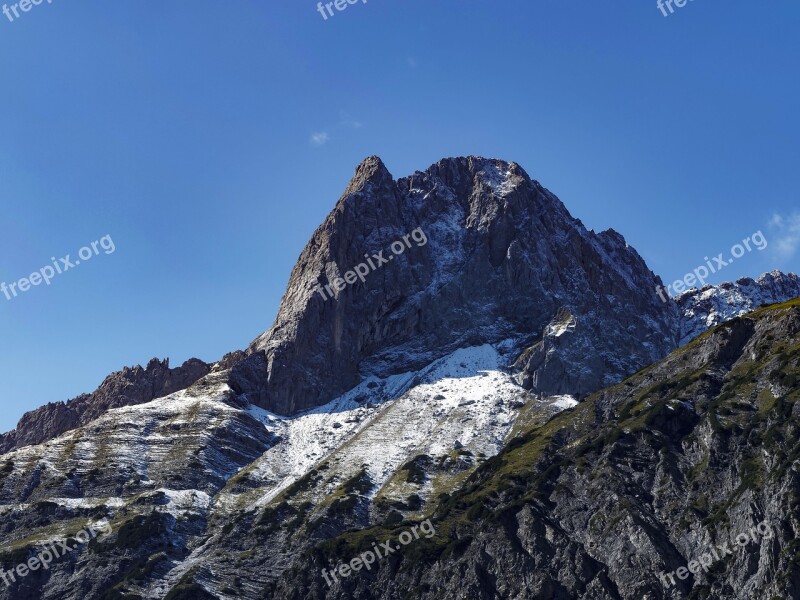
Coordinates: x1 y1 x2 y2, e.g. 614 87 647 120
549 395 578 410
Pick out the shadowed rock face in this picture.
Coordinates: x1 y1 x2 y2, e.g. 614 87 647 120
247 156 681 414
0 357 210 453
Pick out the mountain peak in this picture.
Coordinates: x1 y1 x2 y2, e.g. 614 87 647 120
356 154 387 173
341 155 394 198
246 156 678 415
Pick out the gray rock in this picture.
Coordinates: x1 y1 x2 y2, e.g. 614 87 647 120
246 156 680 414
677 270 800 345
0 357 210 453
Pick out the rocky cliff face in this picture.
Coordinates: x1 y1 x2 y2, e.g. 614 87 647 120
677 270 800 345
247 156 680 414
0 343 580 600
0 358 210 453
276 299 800 600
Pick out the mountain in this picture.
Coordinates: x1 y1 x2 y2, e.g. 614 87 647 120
245 156 679 414
0 156 679 458
0 157 798 600
277 298 800 600
677 270 800 345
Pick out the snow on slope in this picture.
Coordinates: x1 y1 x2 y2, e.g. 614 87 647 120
216 344 577 513
2 341 581 599
1 341 579 522
146 343 579 599
308 345 521 504
229 370 418 509
0 377 274 515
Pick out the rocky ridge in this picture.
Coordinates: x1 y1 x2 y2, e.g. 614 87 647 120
677 270 800 345
0 358 210 454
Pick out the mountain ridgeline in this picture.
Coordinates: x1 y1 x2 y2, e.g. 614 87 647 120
0 157 798 600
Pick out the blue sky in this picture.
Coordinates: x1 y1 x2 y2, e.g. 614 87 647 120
1 1 798 432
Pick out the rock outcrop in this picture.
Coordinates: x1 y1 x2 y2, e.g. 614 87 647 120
0 357 210 453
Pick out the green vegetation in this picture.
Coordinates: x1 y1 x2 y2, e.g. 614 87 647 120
255 500 311 535
0 545 32 570
91 511 169 554
163 582 218 600
282 468 325 500
339 468 373 495
0 460 14 479
513 341 543 367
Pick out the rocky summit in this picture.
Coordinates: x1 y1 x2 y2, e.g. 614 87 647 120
246 156 680 413
0 157 798 600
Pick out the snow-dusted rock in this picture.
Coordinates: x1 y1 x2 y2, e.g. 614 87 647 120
676 270 800 344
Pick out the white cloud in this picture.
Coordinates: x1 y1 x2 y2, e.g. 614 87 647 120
310 131 329 146
768 211 800 259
